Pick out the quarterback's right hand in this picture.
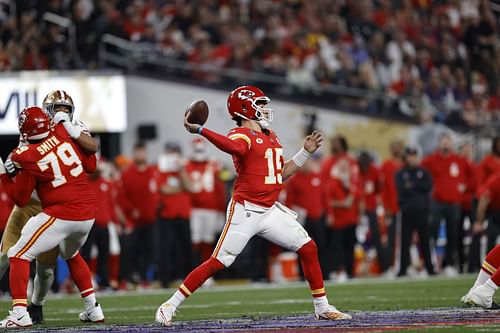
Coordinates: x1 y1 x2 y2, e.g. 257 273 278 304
184 114 201 134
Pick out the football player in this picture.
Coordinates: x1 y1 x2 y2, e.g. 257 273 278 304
185 137 226 266
0 106 104 328
0 90 98 324
156 85 351 326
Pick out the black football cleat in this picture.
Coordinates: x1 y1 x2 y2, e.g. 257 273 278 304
27 304 44 324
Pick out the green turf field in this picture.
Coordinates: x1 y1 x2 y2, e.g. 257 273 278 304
1 275 499 332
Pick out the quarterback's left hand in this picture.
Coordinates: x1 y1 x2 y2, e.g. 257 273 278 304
303 130 323 153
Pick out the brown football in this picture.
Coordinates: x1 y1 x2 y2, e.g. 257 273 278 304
185 100 209 125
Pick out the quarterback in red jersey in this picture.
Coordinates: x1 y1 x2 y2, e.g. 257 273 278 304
156 86 351 326
0 107 104 328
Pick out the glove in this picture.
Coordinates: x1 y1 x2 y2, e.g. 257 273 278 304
4 158 17 176
0 157 5 175
52 111 71 124
53 113 82 139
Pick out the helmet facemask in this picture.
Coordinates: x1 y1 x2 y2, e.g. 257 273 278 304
253 97 272 129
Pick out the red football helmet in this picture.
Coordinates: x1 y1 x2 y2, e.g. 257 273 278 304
227 86 273 128
18 106 51 141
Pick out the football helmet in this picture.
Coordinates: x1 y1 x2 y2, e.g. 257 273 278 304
227 85 273 128
18 106 51 141
42 90 75 121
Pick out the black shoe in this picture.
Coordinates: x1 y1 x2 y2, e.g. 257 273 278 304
27 304 44 324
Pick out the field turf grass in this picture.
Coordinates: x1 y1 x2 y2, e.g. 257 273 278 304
1 275 499 332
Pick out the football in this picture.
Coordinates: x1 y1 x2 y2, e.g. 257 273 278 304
185 100 209 125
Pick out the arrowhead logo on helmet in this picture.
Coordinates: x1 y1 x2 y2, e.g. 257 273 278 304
227 86 273 128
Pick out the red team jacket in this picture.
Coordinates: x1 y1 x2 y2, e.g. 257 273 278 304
285 170 324 220
88 176 117 227
120 164 159 225
379 158 402 214
477 154 500 186
185 160 226 211
461 159 478 213
477 172 500 212
1 124 97 220
158 171 191 220
359 164 380 212
421 151 466 204
325 178 360 229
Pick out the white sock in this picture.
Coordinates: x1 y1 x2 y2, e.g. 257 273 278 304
313 296 329 313
473 269 491 288
0 252 9 280
12 306 27 315
484 279 498 294
167 290 186 308
31 262 55 306
82 293 97 310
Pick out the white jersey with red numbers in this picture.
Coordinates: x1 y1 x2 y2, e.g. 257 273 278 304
7 123 97 220
228 127 284 207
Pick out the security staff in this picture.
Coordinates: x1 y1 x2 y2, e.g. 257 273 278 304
395 147 435 277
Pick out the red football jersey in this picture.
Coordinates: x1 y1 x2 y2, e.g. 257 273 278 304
2 124 97 220
228 127 284 207
185 160 226 211
477 154 500 186
477 172 500 211
379 158 402 214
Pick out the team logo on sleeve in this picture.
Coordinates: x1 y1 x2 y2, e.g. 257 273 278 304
256 138 263 144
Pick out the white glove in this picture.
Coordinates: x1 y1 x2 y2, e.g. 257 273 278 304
74 119 90 136
52 111 71 124
4 158 16 176
0 158 5 175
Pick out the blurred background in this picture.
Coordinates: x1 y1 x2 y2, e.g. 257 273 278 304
0 0 499 293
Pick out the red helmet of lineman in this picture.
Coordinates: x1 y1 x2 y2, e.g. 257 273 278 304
18 106 51 141
227 85 273 128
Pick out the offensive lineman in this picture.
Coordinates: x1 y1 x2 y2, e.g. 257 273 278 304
0 106 104 327
0 90 98 324
155 85 351 326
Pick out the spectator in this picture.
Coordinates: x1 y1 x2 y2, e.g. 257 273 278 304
379 140 404 267
395 147 435 277
157 142 193 288
82 162 117 289
285 154 327 278
422 134 467 275
474 171 500 253
358 151 390 275
119 142 159 287
478 136 500 186
325 159 360 281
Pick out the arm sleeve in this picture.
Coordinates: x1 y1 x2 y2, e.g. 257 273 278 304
201 128 249 156
0 171 36 207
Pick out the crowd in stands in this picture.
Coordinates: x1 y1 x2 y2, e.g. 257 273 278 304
1 0 499 127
